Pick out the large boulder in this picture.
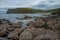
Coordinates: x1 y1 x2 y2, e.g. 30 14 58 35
0 27 8 37
7 33 18 40
13 28 24 34
24 27 48 37
34 32 58 40
27 20 45 28
7 28 25 40
19 31 33 40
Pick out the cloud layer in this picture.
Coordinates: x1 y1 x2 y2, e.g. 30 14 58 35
0 0 60 9
0 0 40 8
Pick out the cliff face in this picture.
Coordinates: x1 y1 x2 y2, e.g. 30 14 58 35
7 8 60 14
7 8 47 13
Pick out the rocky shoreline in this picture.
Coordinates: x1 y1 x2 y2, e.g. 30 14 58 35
0 13 60 40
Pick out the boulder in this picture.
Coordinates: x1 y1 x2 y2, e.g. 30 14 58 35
27 20 45 28
11 22 22 28
7 33 18 40
19 31 33 40
25 27 48 37
0 37 8 40
5 24 15 31
13 28 24 34
34 33 58 40
0 27 8 37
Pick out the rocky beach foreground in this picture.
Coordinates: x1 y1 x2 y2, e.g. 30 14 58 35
0 13 60 40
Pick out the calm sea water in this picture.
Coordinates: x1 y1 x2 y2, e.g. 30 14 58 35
0 12 50 28
0 12 50 25
0 13 47 19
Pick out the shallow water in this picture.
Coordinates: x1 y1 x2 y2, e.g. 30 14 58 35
0 13 50 25
0 13 47 19
0 13 50 28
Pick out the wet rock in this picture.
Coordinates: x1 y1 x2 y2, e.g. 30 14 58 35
19 31 33 40
0 37 8 40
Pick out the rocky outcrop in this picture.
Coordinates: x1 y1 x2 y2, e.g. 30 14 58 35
19 31 33 40
0 14 60 40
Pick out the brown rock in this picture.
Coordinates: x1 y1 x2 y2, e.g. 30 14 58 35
34 33 59 40
27 20 45 28
25 27 48 37
0 27 8 36
19 31 33 40
11 23 22 28
5 24 15 31
7 33 18 40
13 28 24 34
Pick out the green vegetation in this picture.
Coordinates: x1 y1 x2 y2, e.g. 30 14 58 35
47 8 60 12
7 8 60 14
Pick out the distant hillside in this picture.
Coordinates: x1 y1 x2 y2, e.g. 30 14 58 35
7 8 47 13
7 8 60 13
47 8 60 12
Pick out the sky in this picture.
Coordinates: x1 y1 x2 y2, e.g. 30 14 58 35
0 0 60 8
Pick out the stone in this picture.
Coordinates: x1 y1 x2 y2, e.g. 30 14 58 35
27 20 45 28
0 27 8 37
0 37 8 40
13 28 24 34
7 33 18 40
25 27 48 37
19 31 33 40
5 24 15 31
11 23 22 28
34 33 59 40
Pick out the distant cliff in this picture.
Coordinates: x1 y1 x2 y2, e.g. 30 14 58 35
7 8 47 13
7 8 60 14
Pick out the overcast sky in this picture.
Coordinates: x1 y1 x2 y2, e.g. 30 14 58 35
0 0 60 8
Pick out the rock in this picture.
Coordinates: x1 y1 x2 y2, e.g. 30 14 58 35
19 31 33 40
46 21 59 31
13 28 24 34
7 28 25 40
0 27 8 37
27 20 45 28
25 27 48 37
34 33 59 40
11 22 22 28
4 24 15 31
0 26 3 31
33 28 58 40
0 37 8 40
7 33 18 40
